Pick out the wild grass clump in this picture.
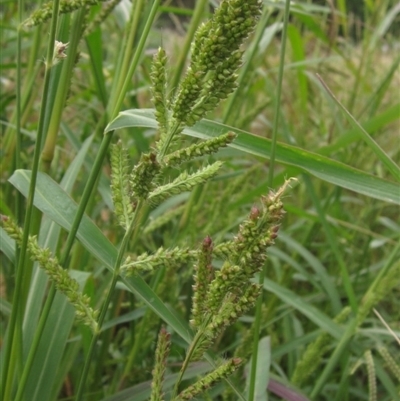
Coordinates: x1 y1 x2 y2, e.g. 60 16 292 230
1 0 399 401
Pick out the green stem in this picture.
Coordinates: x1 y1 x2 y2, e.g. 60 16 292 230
13 287 56 401
107 0 145 115
158 121 181 159
0 8 42 173
248 1 291 400
15 0 23 227
1 1 61 399
57 0 161 284
41 8 86 168
72 8 165 388
14 0 24 383
171 326 208 399
75 200 145 401
247 267 265 401
111 0 162 118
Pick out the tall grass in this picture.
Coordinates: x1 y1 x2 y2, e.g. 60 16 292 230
1 1 399 401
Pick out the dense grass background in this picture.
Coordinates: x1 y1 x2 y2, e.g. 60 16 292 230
1 1 399 400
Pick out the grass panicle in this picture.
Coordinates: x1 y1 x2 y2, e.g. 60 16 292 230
377 346 400 382
143 205 185 235
175 358 243 401
23 0 104 27
191 236 215 329
150 327 171 401
151 47 169 141
164 132 237 167
130 152 161 200
85 0 122 36
291 306 352 387
110 141 135 229
122 247 197 276
148 162 223 206
171 0 261 128
356 260 400 327
365 350 377 401
1 215 98 332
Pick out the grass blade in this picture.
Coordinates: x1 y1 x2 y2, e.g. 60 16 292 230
316 73 400 182
263 278 343 339
106 109 400 204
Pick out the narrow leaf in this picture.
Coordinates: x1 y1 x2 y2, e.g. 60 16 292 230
105 109 400 204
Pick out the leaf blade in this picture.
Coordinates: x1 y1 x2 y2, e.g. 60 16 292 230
106 109 400 204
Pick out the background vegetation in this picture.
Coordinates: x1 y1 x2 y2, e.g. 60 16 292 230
0 0 399 400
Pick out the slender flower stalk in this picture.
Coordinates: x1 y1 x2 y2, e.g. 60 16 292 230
249 1 292 399
75 200 146 400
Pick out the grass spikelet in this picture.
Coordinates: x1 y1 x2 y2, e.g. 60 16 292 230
291 306 352 386
365 350 377 401
164 132 236 167
23 0 103 27
150 327 171 401
148 162 223 206
85 0 122 36
175 358 242 401
110 141 134 229
1 216 98 332
377 346 400 382
191 236 215 329
171 0 262 127
130 152 161 200
121 247 197 276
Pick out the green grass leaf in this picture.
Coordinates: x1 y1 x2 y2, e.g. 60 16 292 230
245 336 271 401
263 278 343 339
25 273 90 401
105 109 400 204
316 75 400 181
0 227 15 264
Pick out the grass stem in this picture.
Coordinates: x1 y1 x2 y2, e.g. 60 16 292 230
1 1 61 398
248 1 291 400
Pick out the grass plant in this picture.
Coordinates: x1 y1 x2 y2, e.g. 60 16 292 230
1 1 399 400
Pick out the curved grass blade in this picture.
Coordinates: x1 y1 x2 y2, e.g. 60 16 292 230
263 278 343 339
105 109 400 204
316 74 400 181
19 136 96 401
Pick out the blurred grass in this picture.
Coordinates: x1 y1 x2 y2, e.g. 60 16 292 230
1 1 399 400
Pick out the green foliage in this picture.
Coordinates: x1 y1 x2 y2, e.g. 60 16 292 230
1 0 399 401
